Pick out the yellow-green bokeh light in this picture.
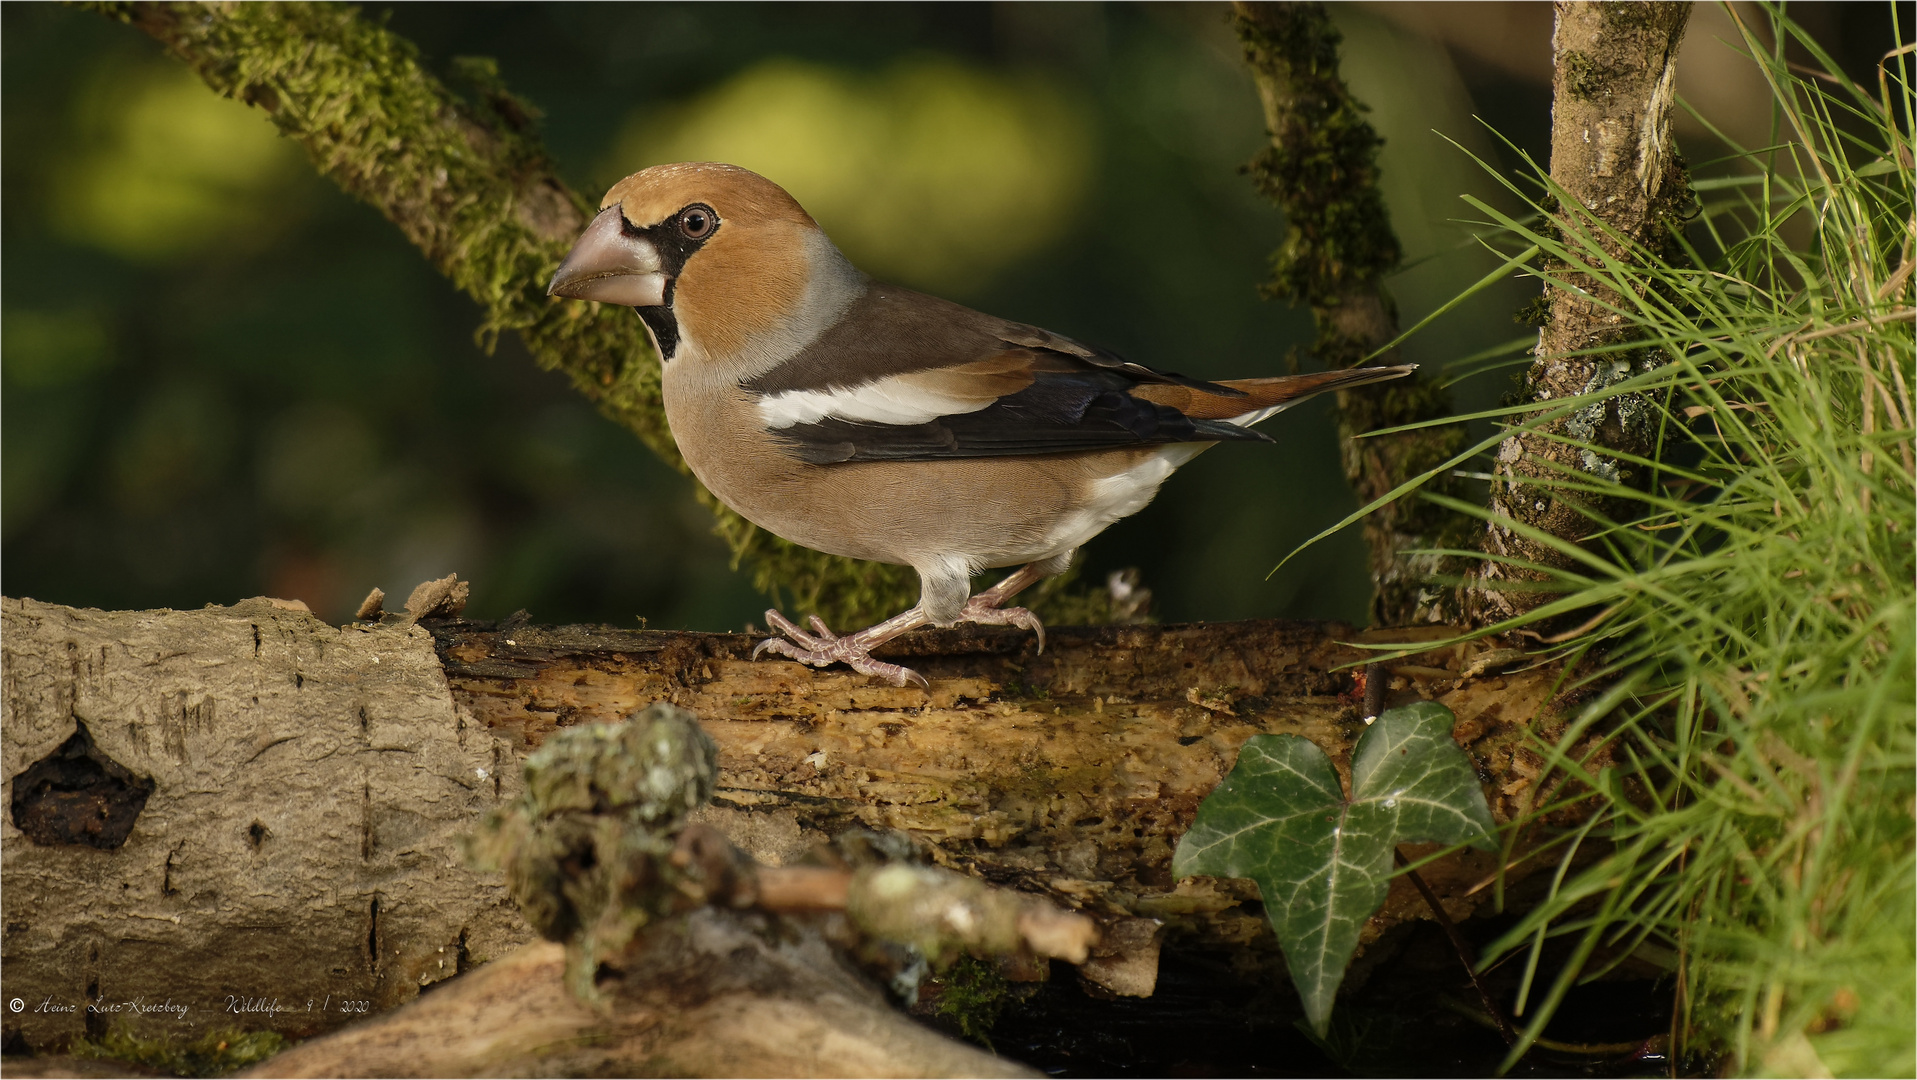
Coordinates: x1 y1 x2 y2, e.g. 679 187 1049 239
53 64 300 262
607 56 1094 295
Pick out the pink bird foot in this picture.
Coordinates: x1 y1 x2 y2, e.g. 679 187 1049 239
955 597 1046 653
751 610 929 689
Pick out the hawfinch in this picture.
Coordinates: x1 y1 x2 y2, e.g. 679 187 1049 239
549 162 1411 687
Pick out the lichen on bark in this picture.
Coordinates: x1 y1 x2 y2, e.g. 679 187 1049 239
1470 1 1694 623
1229 2 1477 627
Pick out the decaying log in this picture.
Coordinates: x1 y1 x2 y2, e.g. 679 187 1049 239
434 613 1559 946
3 595 1568 1054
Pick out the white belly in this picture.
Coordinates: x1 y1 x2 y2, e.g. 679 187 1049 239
1016 444 1207 566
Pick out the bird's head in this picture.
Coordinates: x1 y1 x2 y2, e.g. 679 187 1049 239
548 162 860 369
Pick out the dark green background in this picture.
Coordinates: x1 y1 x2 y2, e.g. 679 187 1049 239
2 3 1890 630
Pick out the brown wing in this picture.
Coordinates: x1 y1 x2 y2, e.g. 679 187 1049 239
742 282 1411 464
740 284 1235 397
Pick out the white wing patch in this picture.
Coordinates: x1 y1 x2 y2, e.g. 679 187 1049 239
1225 400 1306 428
755 374 999 430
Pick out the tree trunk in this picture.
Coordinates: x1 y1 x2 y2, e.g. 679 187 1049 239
2 596 1568 1055
1471 1 1693 622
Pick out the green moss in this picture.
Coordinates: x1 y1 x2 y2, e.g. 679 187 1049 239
1231 7 1400 310
1003 683 1047 702
929 954 1013 1048
1560 50 1604 101
1024 562 1154 627
712 499 921 629
72 1024 285 1078
1513 291 1552 328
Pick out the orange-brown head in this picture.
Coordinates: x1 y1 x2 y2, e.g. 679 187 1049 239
548 163 864 372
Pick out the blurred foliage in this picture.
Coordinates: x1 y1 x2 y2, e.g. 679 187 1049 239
53 62 304 261
2 3 1537 630
73 1022 286 1078
612 56 1092 294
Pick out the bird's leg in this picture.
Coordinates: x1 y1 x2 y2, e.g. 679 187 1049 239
751 561 1055 685
752 605 932 688
955 562 1049 652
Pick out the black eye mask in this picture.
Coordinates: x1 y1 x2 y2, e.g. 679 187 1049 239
621 204 718 362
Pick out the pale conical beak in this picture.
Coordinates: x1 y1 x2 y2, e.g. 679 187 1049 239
547 206 669 306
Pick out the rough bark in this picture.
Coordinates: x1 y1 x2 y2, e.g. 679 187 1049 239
2 596 1570 1055
1471 1 1693 622
83 0 927 629
1230 2 1477 627
0 598 527 1053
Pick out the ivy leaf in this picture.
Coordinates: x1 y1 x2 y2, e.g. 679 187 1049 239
1171 701 1496 1035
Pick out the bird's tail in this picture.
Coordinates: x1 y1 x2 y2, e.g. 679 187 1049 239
1132 364 1418 426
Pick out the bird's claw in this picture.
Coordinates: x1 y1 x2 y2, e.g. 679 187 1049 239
752 609 929 689
958 600 1047 654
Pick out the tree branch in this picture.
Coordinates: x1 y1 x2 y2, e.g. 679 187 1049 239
85 0 926 629
1230 2 1478 627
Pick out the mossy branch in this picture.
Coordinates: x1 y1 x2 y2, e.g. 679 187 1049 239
1229 2 1477 628
85 0 921 629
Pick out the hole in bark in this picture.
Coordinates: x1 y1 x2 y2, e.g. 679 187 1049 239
1177 735 1204 746
454 928 472 975
8 721 155 849
247 821 270 849
163 841 184 895
367 896 381 976
360 782 373 860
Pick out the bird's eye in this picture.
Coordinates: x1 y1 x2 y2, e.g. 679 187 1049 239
678 206 715 239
